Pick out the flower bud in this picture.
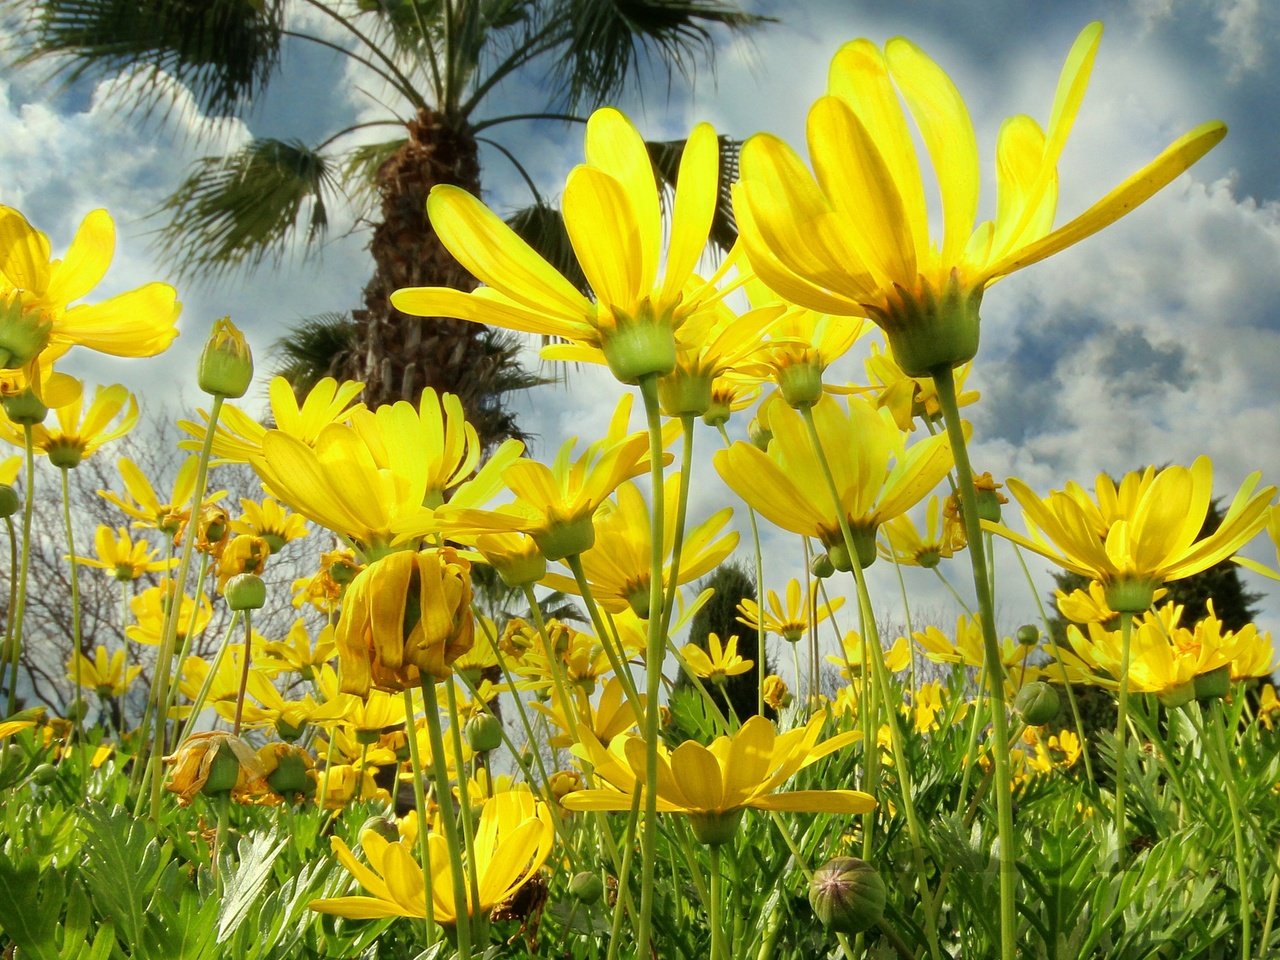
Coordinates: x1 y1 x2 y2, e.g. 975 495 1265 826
360 816 400 843
263 744 314 796
32 762 57 786
464 713 503 753
1014 681 1060 726
810 553 835 580
1015 624 1040 646
3 389 47 426
548 769 583 802
197 317 253 399
569 871 604 904
225 573 266 611
0 484 18 518
808 857 886 935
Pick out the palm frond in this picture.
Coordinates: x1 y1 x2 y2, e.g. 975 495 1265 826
12 0 285 117
154 138 339 281
266 312 359 400
647 134 739 253
549 0 769 107
339 136 408 209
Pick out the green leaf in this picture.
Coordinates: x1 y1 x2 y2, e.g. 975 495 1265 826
78 803 173 949
0 860 64 959
217 830 287 940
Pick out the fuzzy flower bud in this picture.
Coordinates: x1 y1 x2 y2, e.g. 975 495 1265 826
809 857 886 935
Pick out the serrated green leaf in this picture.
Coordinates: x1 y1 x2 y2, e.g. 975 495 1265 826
217 830 287 940
78 804 173 949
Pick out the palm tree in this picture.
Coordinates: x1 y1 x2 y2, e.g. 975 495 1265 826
10 0 762 436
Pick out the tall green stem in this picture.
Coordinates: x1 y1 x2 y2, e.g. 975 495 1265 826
400 687 437 946
443 680 483 942
59 467 87 787
420 678 472 960
636 374 667 960
6 427 36 715
1113 610 1134 859
709 845 727 960
147 394 223 821
931 362 1016 960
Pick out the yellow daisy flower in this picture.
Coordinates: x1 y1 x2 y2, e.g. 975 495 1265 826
310 787 554 924
1233 502 1280 582
98 455 227 536
73 525 178 581
126 582 213 647
681 632 753 685
737 577 845 644
857 344 979 432
392 108 724 384
562 714 873 844
529 676 642 749
66 646 141 698
714 394 954 569
987 458 1274 612
877 495 966 568
734 24 1226 375
0 382 137 468
0 205 180 385
257 620 338 680
231 497 309 553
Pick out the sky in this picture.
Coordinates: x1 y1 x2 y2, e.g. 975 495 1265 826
1 0 1277 661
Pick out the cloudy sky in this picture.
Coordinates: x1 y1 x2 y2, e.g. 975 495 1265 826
2 0 1277 658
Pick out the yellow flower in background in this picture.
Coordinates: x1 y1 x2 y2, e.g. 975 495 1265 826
530 676 643 749
392 108 724 384
762 675 791 711
0 454 19 485
335 548 475 695
858 344 979 432
681 632 753 685
562 714 872 844
214 534 271 593
99 456 227 536
540 473 737 616
0 206 180 382
258 620 337 680
316 763 389 809
1056 581 1168 628
126 581 213 647
67 646 141 698
877 495 966 568
291 548 362 613
738 578 845 644
914 615 1033 672
1233 502 1280 582
827 630 912 680
72 525 178 581
312 787 553 923
734 23 1226 375
715 395 954 569
180 376 366 464
987 458 1274 612
214 669 348 735
231 498 309 553
0 382 137 468
1023 728 1081 775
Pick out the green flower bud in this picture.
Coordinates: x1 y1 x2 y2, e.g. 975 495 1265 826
32 762 57 786
810 553 835 580
1015 624 1040 646
569 871 604 904
3 389 47 426
225 573 266 611
197 317 253 399
265 747 311 795
0 294 51 369
0 484 18 518
464 714 503 753
360 816 400 843
1014 681 1060 726
201 741 242 796
809 857 886 936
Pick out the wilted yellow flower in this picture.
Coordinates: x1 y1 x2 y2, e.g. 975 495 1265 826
163 731 264 805
215 534 271 593
734 24 1226 376
291 548 362 613
762 675 791 711
335 548 475 695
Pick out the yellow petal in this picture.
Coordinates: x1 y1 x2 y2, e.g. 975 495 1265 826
563 165 643 311
426 185 591 322
885 37 979 266
982 121 1228 284
0 206 51 293
659 122 719 304
749 789 877 814
55 283 180 356
669 740 725 812
46 209 115 306
584 108 660 296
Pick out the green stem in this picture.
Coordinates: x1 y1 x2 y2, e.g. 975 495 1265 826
161 551 214 725
636 374 668 960
401 687 437 945
1261 836 1280 952
657 415 695 640
420 678 472 960
2 514 16 710
174 612 241 747
59 467 87 788
1113 610 1134 860
931 362 1017 960
230 611 252 736
709 845 726 960
6 426 36 715
1208 702 1253 960
565 556 643 710
212 791 230 893
717 423 768 717
147 394 224 821
443 680 483 943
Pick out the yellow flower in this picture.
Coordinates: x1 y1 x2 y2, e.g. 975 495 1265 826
988 458 1275 612
562 714 873 844
126 582 213 647
180 375 366 464
230 497 308 553
0 454 19 485
311 787 554 924
857 344 978 432
316 763 389 809
737 578 845 643
335 548 475 695
715 394 954 569
529 676 642 749
163 731 264 805
216 669 349 736
72 525 178 581
291 548 362 613
827 630 912 680
762 675 791 711
257 620 337 680
214 534 271 592
250 387 520 554
877 495 966 568
66 646 141 697
681 632 753 685
540 473 738 615
98 455 227 536
914 615 1032 672
734 24 1226 375
0 381 138 468
0 206 180 382
1233 502 1280 582
392 108 723 384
